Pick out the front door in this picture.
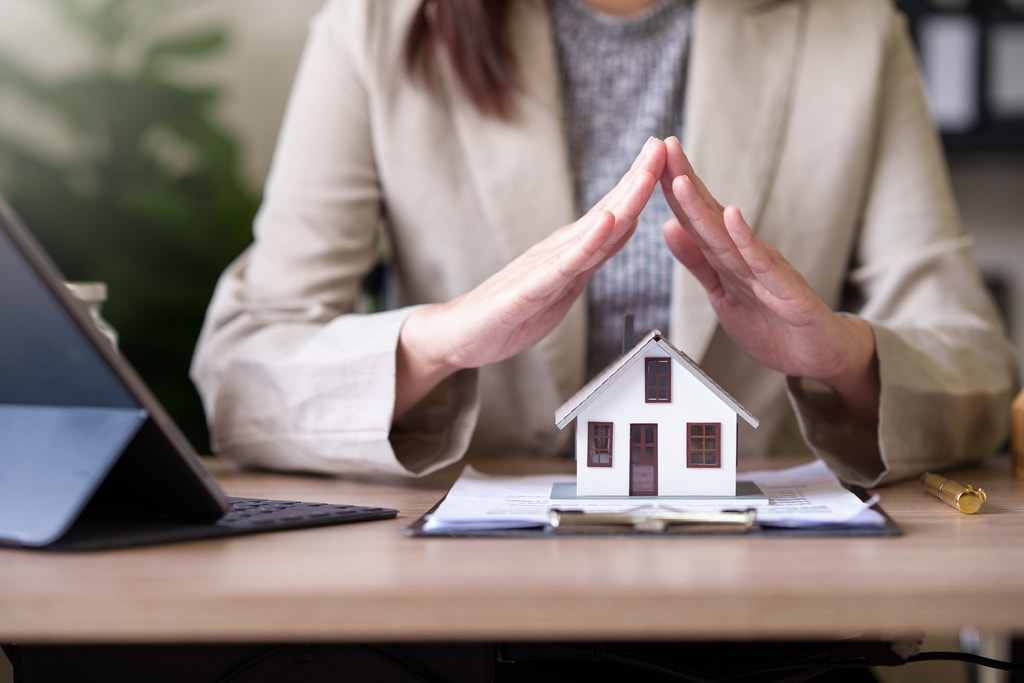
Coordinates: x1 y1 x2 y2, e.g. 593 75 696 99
629 423 658 496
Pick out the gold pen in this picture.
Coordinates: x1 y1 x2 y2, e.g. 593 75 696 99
921 472 986 514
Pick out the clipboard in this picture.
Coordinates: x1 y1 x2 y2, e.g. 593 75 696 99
404 485 902 538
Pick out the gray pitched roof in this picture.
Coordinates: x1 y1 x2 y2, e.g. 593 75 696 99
555 330 759 430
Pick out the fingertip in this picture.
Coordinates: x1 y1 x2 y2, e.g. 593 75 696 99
661 216 687 246
663 136 687 173
672 174 693 199
661 218 704 271
631 136 661 172
641 135 662 158
723 205 755 244
588 209 615 238
723 204 749 230
640 138 666 171
660 216 682 246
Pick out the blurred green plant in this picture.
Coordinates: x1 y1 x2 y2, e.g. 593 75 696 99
0 0 258 452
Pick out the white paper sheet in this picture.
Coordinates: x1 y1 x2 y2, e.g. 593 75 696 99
421 460 885 533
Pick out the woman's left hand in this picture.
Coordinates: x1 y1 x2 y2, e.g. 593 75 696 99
658 137 879 423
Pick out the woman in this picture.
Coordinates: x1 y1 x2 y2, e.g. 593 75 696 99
191 0 1019 486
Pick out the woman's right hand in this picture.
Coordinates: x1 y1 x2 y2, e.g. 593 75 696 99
394 136 666 418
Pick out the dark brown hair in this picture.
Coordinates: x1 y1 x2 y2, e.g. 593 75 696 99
404 0 520 118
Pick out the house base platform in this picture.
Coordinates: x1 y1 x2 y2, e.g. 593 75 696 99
549 480 769 506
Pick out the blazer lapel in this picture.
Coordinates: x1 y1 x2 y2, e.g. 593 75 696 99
674 0 807 361
438 0 586 400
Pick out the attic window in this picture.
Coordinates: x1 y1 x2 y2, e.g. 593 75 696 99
587 422 613 467
645 358 671 402
687 423 721 468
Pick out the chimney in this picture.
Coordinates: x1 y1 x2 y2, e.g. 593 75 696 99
622 313 635 355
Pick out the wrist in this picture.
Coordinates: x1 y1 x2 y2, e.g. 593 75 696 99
819 315 880 425
395 305 458 419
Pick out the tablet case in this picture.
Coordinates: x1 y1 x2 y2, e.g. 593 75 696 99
0 194 395 549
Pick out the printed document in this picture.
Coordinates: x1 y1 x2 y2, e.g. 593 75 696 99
421 460 884 533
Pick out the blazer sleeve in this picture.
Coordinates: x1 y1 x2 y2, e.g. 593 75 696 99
788 9 1021 487
190 0 480 477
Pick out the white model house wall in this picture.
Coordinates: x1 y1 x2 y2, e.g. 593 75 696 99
574 347 739 497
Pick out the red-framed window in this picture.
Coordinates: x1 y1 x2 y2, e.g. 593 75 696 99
587 422 613 467
687 422 721 468
645 358 671 403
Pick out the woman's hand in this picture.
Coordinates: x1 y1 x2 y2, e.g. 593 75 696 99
658 136 879 424
394 137 667 418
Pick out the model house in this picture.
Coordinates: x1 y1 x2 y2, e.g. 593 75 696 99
555 330 759 498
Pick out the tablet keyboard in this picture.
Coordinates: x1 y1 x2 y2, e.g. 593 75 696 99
47 496 398 551
221 497 396 530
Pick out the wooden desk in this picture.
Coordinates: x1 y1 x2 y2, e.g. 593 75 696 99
1 456 1022 644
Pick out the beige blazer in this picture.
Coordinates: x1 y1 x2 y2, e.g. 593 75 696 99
191 0 1019 486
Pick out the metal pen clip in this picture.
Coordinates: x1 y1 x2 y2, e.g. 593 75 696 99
547 507 756 533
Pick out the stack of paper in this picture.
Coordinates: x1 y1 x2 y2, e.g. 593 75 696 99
420 460 885 534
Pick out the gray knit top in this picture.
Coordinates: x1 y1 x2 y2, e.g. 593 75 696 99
548 0 692 378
